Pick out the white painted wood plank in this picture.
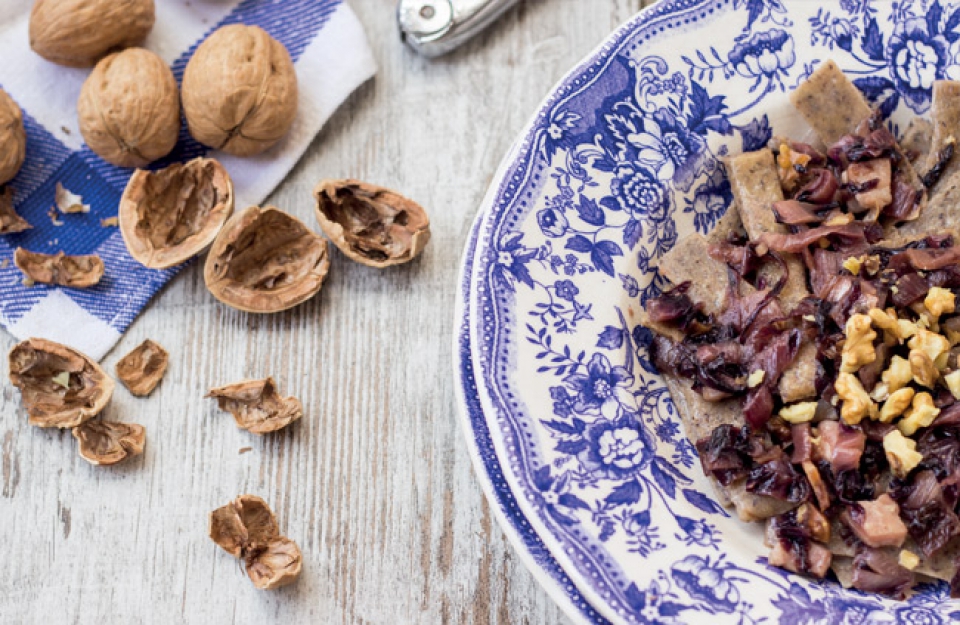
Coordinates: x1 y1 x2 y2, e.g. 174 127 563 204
1 1 653 623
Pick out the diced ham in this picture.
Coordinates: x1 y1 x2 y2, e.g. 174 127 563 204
791 424 813 464
846 159 892 210
842 494 908 548
815 421 866 472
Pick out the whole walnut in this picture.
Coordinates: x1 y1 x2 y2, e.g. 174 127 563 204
29 0 155 68
77 48 180 168
182 25 298 156
0 89 26 185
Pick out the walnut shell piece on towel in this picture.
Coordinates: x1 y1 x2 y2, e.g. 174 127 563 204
313 179 431 268
72 420 145 465
115 339 168 396
29 0 155 68
0 90 26 186
182 24 298 156
203 206 329 313
8 338 115 428
14 248 104 288
0 187 30 234
207 377 302 434
77 47 180 167
119 158 234 269
209 494 302 590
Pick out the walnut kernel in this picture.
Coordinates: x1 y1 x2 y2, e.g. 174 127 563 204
840 314 876 373
835 371 877 424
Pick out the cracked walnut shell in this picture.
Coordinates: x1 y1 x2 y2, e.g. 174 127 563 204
0 187 30 234
78 47 179 167
0 89 26 185
313 180 430 267
182 25 298 156
207 378 302 434
115 339 168 396
14 248 104 288
209 494 301 590
119 158 234 269
9 338 115 428
203 206 329 313
72 420 145 466
30 0 155 68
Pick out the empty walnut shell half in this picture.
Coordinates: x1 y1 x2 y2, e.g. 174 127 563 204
203 206 329 313
313 180 430 268
72 420 145 466
245 537 303 590
9 338 115 428
119 157 234 269
209 495 301 590
0 187 30 234
207 377 302 434
209 494 281 558
115 339 168 396
14 248 104 288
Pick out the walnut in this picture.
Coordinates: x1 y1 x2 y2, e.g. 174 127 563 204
899 392 940 436
313 179 431 268
29 0 155 68
182 25 298 156
55 183 90 214
77 47 179 167
778 402 817 424
881 354 913 394
0 89 25 185
840 314 876 373
835 371 877 424
119 158 234 269
14 248 104 288
909 349 938 388
8 338 115 428
879 387 915 423
209 494 302 590
72 420 145 465
908 328 951 364
115 339 168 396
203 206 329 313
0 187 30 234
924 286 956 319
207 378 302 434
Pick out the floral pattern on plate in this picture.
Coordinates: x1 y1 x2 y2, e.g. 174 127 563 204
460 0 960 623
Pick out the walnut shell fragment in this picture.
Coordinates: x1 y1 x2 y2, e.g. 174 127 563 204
0 187 30 234
203 206 329 313
0 89 26 185
209 494 301 590
29 0 155 68
207 378 302 434
119 158 234 269
8 338 115 428
77 47 180 167
182 24 298 156
72 420 145 466
14 248 104 288
115 339 168 396
313 179 431 267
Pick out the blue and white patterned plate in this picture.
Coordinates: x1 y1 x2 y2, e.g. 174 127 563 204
456 1 960 623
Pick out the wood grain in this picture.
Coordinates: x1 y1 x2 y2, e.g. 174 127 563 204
1 1 652 623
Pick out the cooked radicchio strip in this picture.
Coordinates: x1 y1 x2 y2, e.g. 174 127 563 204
771 200 829 225
759 223 871 254
850 548 914 599
766 505 832 578
795 168 839 205
889 470 960 558
922 141 955 189
747 449 811 503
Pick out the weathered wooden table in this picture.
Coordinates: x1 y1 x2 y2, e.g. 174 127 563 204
1 2 650 622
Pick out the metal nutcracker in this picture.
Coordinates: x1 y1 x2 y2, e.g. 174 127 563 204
397 0 521 57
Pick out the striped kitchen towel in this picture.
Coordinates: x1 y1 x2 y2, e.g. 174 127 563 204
0 0 376 360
